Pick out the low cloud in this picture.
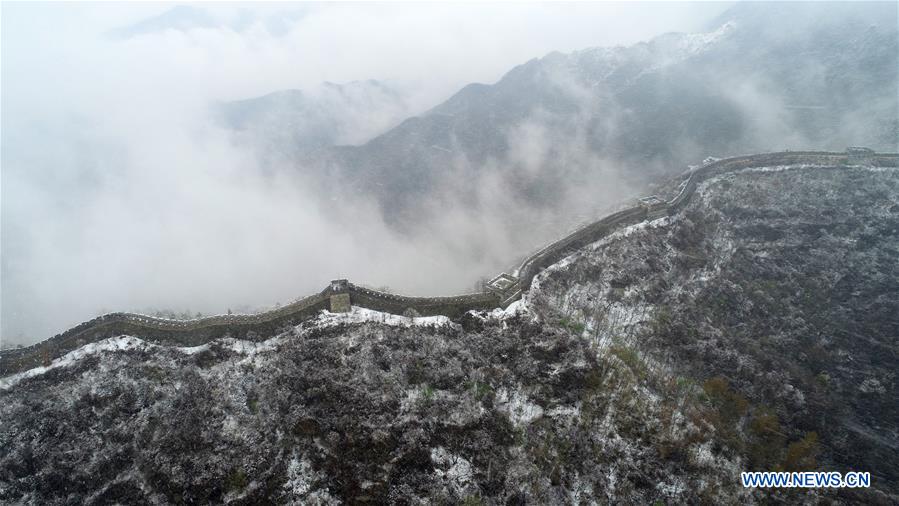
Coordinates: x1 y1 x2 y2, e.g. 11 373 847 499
20 2 894 345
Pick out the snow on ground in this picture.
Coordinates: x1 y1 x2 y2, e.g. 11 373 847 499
0 334 287 390
0 336 150 390
680 21 736 54
546 405 581 419
741 163 829 174
430 446 474 494
495 387 544 428
740 163 896 174
283 452 324 498
536 214 676 281
2 307 463 390
310 307 456 329
482 298 532 324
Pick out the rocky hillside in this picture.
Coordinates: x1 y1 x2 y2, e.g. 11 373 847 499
529 164 899 503
1 163 897 504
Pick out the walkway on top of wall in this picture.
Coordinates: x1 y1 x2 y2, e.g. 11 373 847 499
2 149 896 376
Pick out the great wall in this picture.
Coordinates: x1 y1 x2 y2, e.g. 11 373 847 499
1 148 896 375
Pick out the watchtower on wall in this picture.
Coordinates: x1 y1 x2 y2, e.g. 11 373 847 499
638 195 668 220
329 279 351 313
485 272 521 307
846 147 875 164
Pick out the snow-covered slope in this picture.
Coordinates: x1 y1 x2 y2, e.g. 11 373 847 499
2 163 897 504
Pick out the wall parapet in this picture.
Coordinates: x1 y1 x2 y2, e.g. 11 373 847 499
510 149 897 293
0 289 333 376
3 149 896 376
345 283 499 318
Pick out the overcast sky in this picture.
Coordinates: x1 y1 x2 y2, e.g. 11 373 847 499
2 2 731 107
1 2 733 345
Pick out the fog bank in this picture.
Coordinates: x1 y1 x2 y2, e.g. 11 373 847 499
2 3 731 345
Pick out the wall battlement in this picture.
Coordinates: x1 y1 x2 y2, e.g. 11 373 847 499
2 149 896 376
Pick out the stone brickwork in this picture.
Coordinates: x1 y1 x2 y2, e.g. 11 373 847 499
639 195 669 219
329 294 351 313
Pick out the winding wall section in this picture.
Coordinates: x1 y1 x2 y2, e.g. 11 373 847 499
514 150 897 289
2 150 896 375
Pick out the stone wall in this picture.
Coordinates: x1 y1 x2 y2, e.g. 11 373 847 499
0 284 501 376
345 283 500 318
515 206 648 290
512 150 897 293
0 290 332 376
3 149 896 376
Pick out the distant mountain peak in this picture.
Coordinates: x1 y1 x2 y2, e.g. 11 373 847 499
108 4 311 39
108 5 218 39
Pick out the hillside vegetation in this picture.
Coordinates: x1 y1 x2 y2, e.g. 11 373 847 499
2 164 897 504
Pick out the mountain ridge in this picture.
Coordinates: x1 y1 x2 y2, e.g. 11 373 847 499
280 2 896 230
3 148 895 377
2 149 898 503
